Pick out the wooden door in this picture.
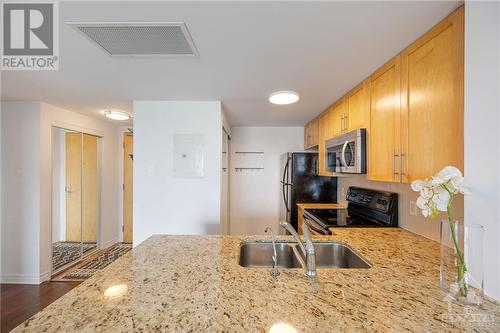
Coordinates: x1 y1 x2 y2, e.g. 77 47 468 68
401 6 464 182
346 80 370 131
123 133 133 242
65 132 82 241
368 57 402 182
82 134 98 242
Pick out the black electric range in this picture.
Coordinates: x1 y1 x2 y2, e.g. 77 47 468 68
302 187 398 234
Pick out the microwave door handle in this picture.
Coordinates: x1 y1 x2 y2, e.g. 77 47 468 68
340 141 349 168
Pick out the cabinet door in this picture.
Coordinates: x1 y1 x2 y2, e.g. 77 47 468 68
311 118 319 147
304 122 312 149
346 80 369 131
304 118 320 149
318 112 332 176
329 100 345 138
401 7 464 182
368 57 401 182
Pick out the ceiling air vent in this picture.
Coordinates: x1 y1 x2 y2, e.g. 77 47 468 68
68 22 198 57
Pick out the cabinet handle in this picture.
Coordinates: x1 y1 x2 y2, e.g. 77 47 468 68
399 151 406 178
344 114 348 133
393 150 400 180
392 150 395 179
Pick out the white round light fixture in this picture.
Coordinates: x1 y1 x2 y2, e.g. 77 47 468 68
104 110 131 121
269 90 300 105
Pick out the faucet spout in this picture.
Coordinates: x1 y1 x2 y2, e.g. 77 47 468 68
265 227 280 277
279 221 316 278
279 221 306 257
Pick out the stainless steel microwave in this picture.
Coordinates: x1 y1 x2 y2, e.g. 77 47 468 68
325 128 366 174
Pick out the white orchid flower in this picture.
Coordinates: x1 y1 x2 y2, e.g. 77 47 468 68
436 166 463 182
416 196 427 210
411 179 425 192
451 176 469 194
432 188 450 212
411 166 467 218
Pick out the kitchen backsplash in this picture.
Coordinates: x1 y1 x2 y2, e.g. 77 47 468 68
337 175 464 242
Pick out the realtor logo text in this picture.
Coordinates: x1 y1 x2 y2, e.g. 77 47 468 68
1 1 59 70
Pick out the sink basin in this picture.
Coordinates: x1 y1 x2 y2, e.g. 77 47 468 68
239 242 302 268
239 241 370 269
309 242 371 268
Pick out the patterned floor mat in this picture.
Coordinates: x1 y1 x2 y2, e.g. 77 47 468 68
60 243 132 280
52 241 97 271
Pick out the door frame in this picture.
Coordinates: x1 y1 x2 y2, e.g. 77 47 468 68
119 127 133 243
49 123 103 277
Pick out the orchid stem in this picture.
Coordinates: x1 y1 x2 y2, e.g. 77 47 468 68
444 184 468 298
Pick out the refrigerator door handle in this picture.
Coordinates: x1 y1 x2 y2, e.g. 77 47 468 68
281 155 292 213
282 183 289 212
282 156 291 184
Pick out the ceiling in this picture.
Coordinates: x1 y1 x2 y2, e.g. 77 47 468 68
1 1 461 126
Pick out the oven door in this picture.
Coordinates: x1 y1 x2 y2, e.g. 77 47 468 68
302 213 331 235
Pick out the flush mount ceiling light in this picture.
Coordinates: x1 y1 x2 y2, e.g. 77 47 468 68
269 90 300 105
104 110 131 121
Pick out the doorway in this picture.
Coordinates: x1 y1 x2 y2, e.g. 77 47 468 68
123 132 133 243
51 127 100 275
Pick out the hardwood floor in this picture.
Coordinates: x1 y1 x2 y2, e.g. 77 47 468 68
1 281 80 332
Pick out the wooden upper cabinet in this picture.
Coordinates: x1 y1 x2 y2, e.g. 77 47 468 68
346 80 370 131
306 6 464 183
328 99 346 138
304 117 319 149
400 6 464 182
368 57 402 182
318 111 333 176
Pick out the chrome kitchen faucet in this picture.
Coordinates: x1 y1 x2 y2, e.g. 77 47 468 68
279 221 316 278
264 227 280 277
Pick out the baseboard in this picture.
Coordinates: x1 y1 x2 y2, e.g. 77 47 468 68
40 269 51 283
1 273 43 284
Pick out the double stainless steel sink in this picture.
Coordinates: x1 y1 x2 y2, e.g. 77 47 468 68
239 241 370 269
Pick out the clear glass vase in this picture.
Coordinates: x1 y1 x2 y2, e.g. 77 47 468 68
440 220 484 305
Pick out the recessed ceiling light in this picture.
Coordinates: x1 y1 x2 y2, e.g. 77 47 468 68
104 110 131 121
269 90 300 105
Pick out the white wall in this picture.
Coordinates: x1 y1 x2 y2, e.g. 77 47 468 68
1 102 43 283
229 127 303 235
464 1 500 301
133 101 223 246
1 101 121 283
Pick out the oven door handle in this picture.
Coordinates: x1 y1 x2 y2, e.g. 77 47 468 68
340 140 350 168
303 216 331 235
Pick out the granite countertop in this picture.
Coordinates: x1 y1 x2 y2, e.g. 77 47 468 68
14 229 499 332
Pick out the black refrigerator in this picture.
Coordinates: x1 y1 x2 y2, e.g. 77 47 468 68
279 152 337 232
